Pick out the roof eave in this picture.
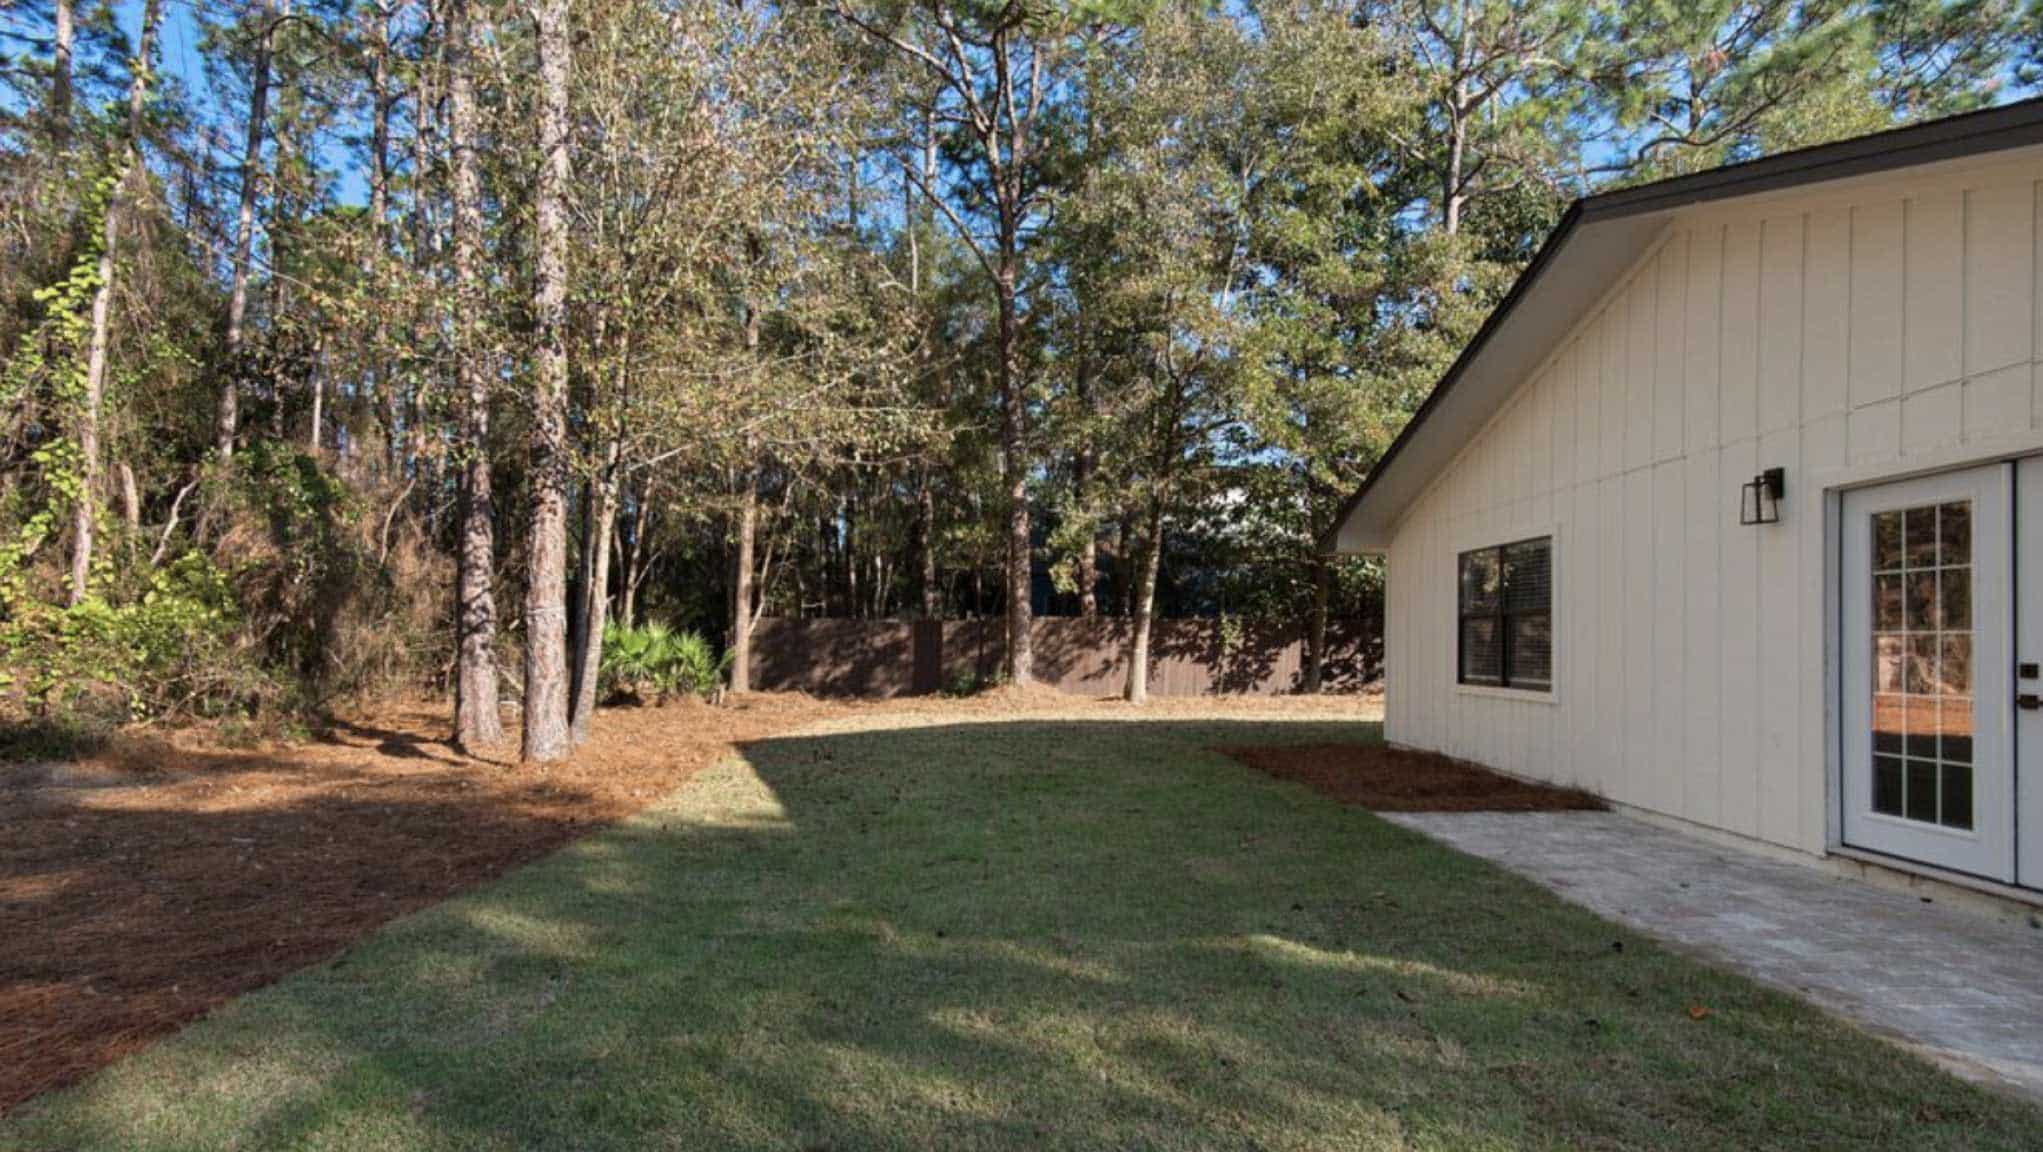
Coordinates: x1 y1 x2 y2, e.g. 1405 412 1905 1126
1324 97 2043 557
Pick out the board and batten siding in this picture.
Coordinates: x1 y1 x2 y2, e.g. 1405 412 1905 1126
1383 153 2043 856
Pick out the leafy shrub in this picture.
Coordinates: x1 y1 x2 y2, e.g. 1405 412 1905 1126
0 551 278 729
600 621 727 701
0 444 448 749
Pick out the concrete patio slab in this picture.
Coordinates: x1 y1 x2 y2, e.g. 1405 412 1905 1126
1383 810 2043 1102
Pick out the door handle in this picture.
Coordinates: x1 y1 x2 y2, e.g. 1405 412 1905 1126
2020 694 2042 711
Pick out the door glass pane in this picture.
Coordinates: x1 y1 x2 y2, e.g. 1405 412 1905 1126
1938 502 1970 565
1905 572 1936 630
1940 635 1972 696
1873 755 1904 816
1942 765 1974 831
1907 759 1939 823
1873 695 1904 754
1874 636 1906 694
1870 499 1974 831
1940 570 1971 630
1905 507 1938 567
1873 511 1903 571
1874 575 1905 629
1935 696 1976 780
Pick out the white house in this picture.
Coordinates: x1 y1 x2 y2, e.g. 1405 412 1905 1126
1327 99 2043 901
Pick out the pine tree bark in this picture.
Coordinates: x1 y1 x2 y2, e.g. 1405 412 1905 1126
217 0 280 462
69 0 161 606
918 470 939 619
448 0 501 750
1124 497 1164 704
404 32 440 484
50 0 74 147
996 268 1032 684
521 0 574 764
367 0 396 469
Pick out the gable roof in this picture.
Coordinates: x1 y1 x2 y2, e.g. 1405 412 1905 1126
1324 96 2043 554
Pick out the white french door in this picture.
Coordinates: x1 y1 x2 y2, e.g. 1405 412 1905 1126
2014 463 2043 888
1840 464 2014 883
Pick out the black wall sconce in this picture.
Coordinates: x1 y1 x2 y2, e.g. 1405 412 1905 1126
1740 467 1785 525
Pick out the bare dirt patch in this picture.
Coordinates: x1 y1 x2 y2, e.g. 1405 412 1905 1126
0 693 839 1114
1220 743 1604 813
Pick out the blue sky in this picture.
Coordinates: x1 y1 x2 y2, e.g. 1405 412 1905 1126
117 0 371 205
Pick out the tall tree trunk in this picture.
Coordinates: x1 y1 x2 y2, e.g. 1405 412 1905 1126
570 437 619 745
306 335 325 450
404 32 439 482
367 0 395 470
118 462 140 545
521 0 573 764
844 484 859 619
619 481 647 629
1442 10 1471 236
448 0 501 750
68 0 160 607
217 0 280 462
728 293 763 689
1073 315 1098 618
49 0 74 147
1124 496 1165 704
995 264 1032 684
730 463 757 694
1302 557 1330 694
918 470 939 619
818 511 837 616
1076 524 1098 617
264 114 296 443
910 109 941 623
1114 510 1134 616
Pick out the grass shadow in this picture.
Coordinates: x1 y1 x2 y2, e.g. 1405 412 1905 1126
4 713 2040 1150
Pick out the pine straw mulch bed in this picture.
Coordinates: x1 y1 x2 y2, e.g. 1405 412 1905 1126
1219 742 1606 813
0 693 841 1114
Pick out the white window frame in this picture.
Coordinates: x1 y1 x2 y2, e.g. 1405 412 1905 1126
1451 524 1559 704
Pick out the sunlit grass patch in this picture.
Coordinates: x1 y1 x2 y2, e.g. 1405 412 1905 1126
5 709 2039 1150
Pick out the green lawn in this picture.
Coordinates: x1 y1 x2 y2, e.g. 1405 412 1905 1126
7 711 2040 1150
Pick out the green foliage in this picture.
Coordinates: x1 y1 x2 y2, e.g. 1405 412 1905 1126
5 0 2031 741
600 621 729 701
0 173 115 608
0 552 275 731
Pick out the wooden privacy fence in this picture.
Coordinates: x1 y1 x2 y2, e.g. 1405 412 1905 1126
748 616 1381 698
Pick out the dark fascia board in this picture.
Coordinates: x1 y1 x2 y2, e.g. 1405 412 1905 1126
1320 96 2043 555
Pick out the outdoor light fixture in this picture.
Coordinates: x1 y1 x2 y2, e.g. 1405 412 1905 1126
1740 467 1785 526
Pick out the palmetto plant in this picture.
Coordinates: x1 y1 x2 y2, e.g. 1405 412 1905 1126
599 622 728 701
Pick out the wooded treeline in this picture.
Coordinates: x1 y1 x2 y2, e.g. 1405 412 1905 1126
0 0 2033 751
